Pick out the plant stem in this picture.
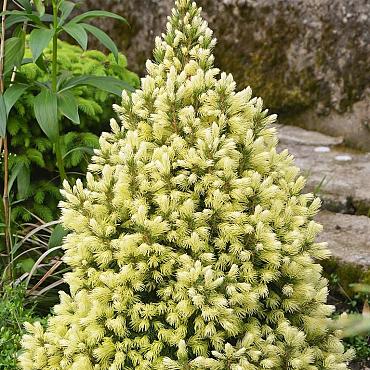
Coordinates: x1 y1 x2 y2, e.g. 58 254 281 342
0 0 7 93
0 0 12 282
51 0 66 181
51 0 58 93
55 139 66 180
2 138 11 279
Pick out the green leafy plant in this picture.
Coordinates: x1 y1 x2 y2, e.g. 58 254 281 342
0 284 43 370
1 0 133 181
0 0 138 284
20 1 354 368
6 40 139 224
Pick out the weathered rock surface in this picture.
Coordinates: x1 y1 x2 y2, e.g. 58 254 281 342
286 99 370 151
277 124 370 279
277 124 370 215
316 211 370 267
350 362 370 370
83 0 370 150
277 124 370 270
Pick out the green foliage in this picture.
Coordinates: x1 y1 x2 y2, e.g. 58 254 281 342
345 335 370 361
19 1 354 369
0 0 138 320
328 273 370 361
0 284 42 370
3 40 139 224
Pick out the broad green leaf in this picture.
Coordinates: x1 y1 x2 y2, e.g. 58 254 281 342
0 10 45 28
48 224 69 248
29 28 54 61
0 95 7 137
18 258 35 273
13 24 26 38
82 23 119 62
34 0 45 17
4 36 25 76
35 54 49 72
58 90 80 124
56 72 73 90
62 22 88 50
34 89 59 141
59 1 75 25
15 0 33 12
40 14 54 23
61 75 135 96
70 10 127 25
22 57 33 65
4 83 28 115
8 162 24 193
17 163 31 199
6 14 29 29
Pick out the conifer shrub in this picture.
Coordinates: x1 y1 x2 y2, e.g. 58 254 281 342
20 1 354 369
5 40 139 223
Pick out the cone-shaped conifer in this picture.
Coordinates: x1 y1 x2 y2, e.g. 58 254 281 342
20 1 354 369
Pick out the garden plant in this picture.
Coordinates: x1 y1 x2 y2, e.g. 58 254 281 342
19 0 355 369
5 40 138 224
0 0 138 287
0 284 43 369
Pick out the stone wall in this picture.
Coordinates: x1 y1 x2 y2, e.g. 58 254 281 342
82 0 370 150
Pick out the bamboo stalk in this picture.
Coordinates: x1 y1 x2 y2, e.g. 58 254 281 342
0 0 7 94
2 135 10 276
0 0 12 281
51 0 66 180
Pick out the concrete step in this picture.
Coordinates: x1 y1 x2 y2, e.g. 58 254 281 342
315 210 370 267
276 124 370 216
276 124 370 267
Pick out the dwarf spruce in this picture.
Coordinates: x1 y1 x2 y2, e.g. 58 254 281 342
19 1 353 369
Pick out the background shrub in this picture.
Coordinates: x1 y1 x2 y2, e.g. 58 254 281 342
3 40 139 224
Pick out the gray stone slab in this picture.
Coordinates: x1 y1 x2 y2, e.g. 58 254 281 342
278 124 344 147
277 124 370 215
316 211 370 267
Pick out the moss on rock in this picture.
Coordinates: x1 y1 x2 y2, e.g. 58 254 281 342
80 0 370 149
